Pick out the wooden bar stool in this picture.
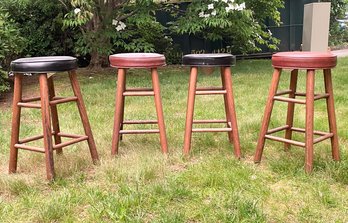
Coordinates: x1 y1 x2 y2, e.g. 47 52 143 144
182 54 241 157
9 56 99 180
254 52 340 173
109 53 168 155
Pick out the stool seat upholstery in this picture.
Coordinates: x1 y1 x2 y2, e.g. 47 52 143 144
11 56 78 73
109 53 165 68
272 52 337 69
182 54 236 66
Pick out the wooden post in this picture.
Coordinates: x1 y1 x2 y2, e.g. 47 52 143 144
284 69 298 150
48 76 62 154
254 68 282 162
39 74 55 180
151 68 168 153
305 70 315 173
111 68 126 155
323 69 340 161
221 67 241 158
221 68 233 143
69 70 99 163
9 74 23 173
183 67 198 155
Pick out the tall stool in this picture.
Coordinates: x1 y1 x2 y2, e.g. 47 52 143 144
182 54 241 157
254 52 340 173
9 56 99 180
109 53 168 155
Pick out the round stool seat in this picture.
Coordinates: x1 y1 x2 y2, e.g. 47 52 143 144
272 52 337 69
109 53 165 68
11 56 78 73
182 53 236 67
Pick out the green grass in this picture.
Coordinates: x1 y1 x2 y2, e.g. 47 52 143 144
1 58 348 222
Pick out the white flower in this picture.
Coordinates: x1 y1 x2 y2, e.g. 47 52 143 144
74 8 81 14
222 0 228 3
237 2 246 10
211 10 217 16
268 29 273 36
199 11 205 18
112 19 118 26
115 21 126 31
208 3 214 9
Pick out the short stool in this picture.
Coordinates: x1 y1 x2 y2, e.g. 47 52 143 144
254 52 340 173
109 53 168 155
182 54 241 157
9 56 99 180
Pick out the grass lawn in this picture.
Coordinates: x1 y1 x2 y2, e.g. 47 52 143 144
1 57 348 222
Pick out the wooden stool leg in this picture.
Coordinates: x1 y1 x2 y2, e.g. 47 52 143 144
221 67 233 143
324 69 340 161
284 69 298 150
151 68 168 153
221 67 241 158
111 68 126 155
39 74 55 180
254 68 282 163
120 75 126 141
48 76 62 154
9 74 23 173
68 70 99 163
183 67 198 155
305 70 315 173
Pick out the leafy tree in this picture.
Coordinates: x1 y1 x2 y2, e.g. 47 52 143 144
173 0 283 54
61 0 172 68
0 7 26 92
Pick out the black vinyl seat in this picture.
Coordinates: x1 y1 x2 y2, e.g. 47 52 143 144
10 56 78 73
182 53 236 67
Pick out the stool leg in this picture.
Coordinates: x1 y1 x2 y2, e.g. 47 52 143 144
254 68 282 163
183 67 198 155
69 70 99 163
111 68 126 155
305 70 315 173
39 74 55 180
9 74 23 173
120 75 126 141
284 69 298 150
221 68 233 143
151 68 168 153
221 67 241 158
324 69 340 161
48 76 62 154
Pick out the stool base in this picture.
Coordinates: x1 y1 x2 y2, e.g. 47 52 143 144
9 71 99 180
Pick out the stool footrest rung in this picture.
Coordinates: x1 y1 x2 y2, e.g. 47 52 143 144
275 90 292 96
18 131 56 144
50 96 78 105
53 135 89 149
119 129 160 134
273 96 306 104
193 119 228 124
196 89 226 95
267 125 289 134
123 120 158 124
192 127 232 132
14 144 45 153
265 126 333 147
265 135 306 147
21 96 41 103
123 91 154 96
17 102 41 108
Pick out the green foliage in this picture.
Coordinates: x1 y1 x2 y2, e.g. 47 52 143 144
62 0 172 67
323 0 348 47
173 0 283 54
0 7 25 92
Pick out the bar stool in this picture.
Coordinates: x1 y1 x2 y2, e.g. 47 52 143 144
182 54 241 157
254 52 340 173
109 53 168 155
9 56 99 180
